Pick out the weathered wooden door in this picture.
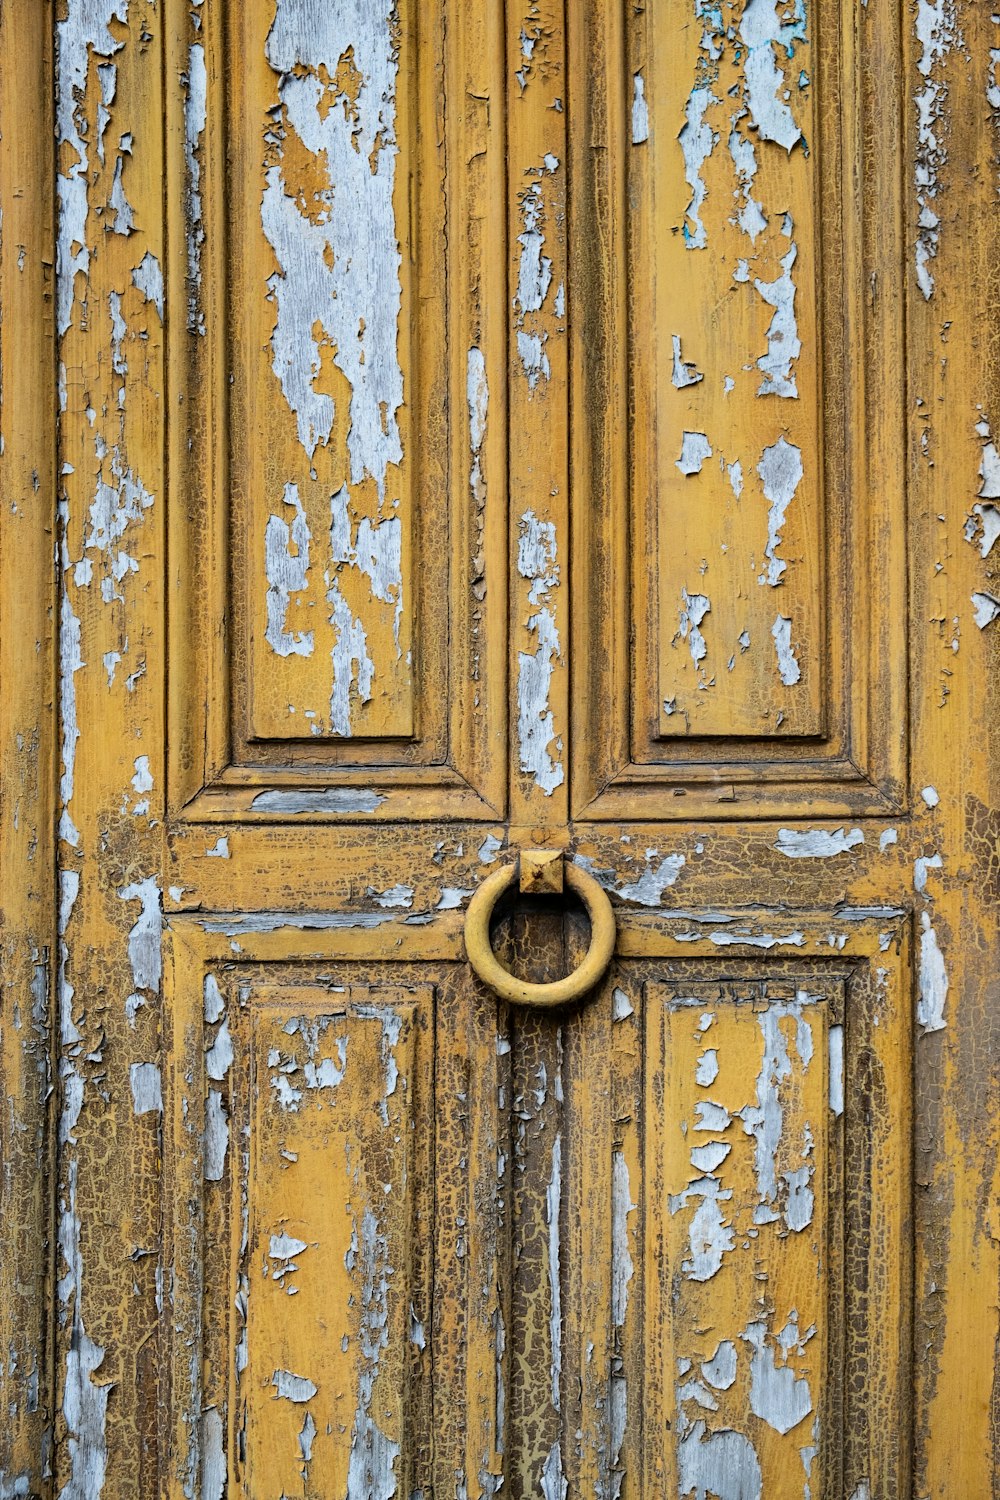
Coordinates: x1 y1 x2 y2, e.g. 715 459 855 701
1 0 999 1495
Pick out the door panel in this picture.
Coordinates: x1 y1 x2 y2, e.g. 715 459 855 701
167 957 434 1496
2 0 997 1495
572 0 908 821
164 909 909 1498
635 0 825 740
168 0 507 818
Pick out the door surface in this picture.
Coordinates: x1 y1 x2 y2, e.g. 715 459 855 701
0 1 998 1497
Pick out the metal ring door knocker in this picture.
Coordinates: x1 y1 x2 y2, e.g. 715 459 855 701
464 851 617 1008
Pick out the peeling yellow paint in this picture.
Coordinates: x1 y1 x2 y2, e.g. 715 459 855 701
0 1 996 1496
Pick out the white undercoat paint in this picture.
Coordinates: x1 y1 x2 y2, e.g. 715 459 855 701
108 143 135 235
611 1151 636 1329
612 986 635 1021
677 431 713 474
547 1133 563 1410
204 1090 229 1182
201 911 398 936
669 1175 736 1281
250 788 385 814
57 1 128 336
972 590 1000 629
118 878 162 995
775 827 864 858
265 483 314 658
702 1341 738 1391
739 999 815 1232
131 251 163 320
84 437 155 597
690 1141 731 1174
972 418 1000 561
435 887 473 912
696 1049 720 1086
617 851 686 906
131 755 153 797
271 1369 318 1404
914 0 957 298
672 335 704 389
918 912 948 1032
967 503 1000 560
829 1025 844 1116
515 172 554 316
771 614 801 685
740 0 806 151
298 1411 317 1464
343 1206 401 1499
59 1157 109 1499
203 975 225 1025
467 347 489 529
680 86 716 250
695 1102 731 1132
540 1444 568 1500
59 522 84 849
729 122 768 243
129 1062 162 1116
678 590 711 670
517 511 564 794
679 929 805 950
631 73 649 144
755 245 801 397
328 484 403 735
206 1019 233 1083
263 0 403 485
758 438 803 586
513 154 559 387
185 43 207 333
914 852 943 896
477 833 503 865
371 884 414 909
677 1418 762 1500
744 1319 813 1434
199 1409 225 1500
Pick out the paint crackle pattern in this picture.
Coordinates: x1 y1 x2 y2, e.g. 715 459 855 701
642 0 820 737
252 0 411 740
662 983 833 1497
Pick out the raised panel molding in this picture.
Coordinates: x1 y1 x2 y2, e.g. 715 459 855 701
166 0 506 822
163 928 437 1497
163 905 910 1498
649 979 842 1495
571 0 908 819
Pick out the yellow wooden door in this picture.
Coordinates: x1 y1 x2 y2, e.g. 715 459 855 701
0 1 998 1496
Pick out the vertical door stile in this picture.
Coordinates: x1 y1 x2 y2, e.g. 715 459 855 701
560 969 615 1497
447 0 509 814
568 0 631 817
507 0 570 830
54 5 168 1495
0 2 56 1489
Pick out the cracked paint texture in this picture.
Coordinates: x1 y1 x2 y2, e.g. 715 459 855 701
640 0 821 736
246 0 414 740
659 982 831 1496
237 992 426 1497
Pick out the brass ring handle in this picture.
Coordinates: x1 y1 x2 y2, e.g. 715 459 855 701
464 860 617 1008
